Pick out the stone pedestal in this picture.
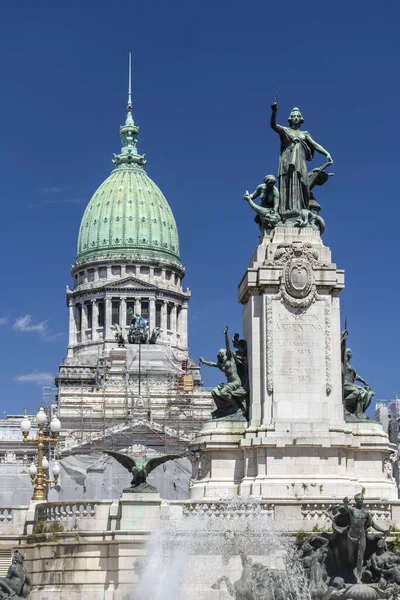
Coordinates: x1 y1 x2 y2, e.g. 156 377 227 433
190 226 397 502
189 419 247 499
239 226 344 429
119 492 162 530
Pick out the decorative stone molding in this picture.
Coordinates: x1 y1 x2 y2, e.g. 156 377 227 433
321 295 332 395
266 295 276 393
274 241 320 267
73 253 184 276
384 450 398 481
59 367 94 377
275 241 321 309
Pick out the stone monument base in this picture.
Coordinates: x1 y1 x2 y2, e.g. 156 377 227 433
189 418 398 501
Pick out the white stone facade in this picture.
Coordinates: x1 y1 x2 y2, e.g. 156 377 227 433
67 258 189 354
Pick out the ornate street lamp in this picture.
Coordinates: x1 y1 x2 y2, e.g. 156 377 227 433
29 457 60 490
20 407 61 501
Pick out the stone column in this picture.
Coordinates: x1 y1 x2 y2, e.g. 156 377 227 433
171 303 177 343
149 298 156 331
120 297 127 336
179 302 188 348
161 301 167 340
105 297 112 340
68 301 77 348
92 300 98 341
81 303 88 341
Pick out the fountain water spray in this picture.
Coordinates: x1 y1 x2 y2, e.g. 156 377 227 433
137 497 310 600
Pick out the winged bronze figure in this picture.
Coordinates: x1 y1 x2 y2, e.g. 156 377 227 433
104 450 182 493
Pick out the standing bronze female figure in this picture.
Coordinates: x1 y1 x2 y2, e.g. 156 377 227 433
270 102 333 218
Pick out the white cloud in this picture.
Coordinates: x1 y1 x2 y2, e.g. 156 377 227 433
14 372 54 385
13 315 63 341
38 185 65 194
34 184 84 207
13 315 48 335
0 316 8 325
44 332 64 341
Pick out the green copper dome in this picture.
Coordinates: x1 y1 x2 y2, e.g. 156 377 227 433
76 70 181 267
77 166 181 265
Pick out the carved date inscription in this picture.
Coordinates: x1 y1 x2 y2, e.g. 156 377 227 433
273 304 325 387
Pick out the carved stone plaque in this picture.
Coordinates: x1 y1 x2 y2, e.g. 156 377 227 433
267 296 330 420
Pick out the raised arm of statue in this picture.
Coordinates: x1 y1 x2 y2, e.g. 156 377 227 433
270 101 283 133
199 357 219 368
342 496 354 515
244 184 263 202
223 326 232 359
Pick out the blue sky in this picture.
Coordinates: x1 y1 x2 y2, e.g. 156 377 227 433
0 0 399 416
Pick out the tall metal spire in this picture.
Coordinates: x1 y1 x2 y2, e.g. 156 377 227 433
125 53 134 127
112 53 146 169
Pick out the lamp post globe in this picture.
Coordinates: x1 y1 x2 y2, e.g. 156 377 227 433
29 463 37 478
36 406 47 426
50 415 61 434
52 462 61 477
42 457 49 471
20 409 31 436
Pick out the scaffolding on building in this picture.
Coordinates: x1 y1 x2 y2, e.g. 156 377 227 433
57 348 212 458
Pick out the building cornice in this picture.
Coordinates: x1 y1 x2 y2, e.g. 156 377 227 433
72 253 185 277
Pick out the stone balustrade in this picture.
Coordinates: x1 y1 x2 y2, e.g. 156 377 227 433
0 508 13 524
35 500 114 532
38 502 97 522
181 500 275 520
0 506 29 535
0 497 393 535
1 497 399 541
300 500 394 528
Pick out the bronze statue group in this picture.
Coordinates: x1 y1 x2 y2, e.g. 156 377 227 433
244 102 334 235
